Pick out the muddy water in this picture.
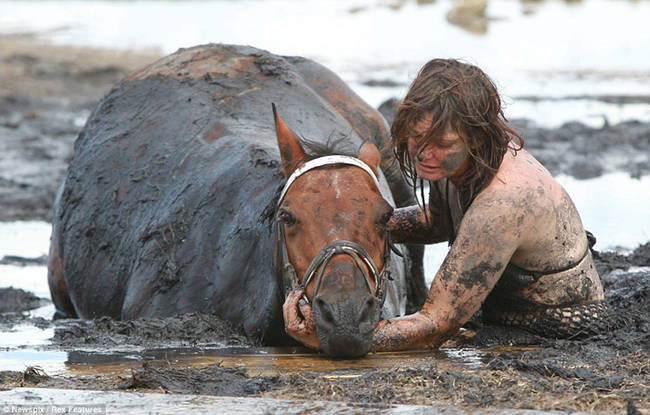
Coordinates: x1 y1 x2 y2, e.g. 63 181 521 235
1 218 648 413
26 345 500 378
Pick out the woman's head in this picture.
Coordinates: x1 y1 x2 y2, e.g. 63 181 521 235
391 59 522 205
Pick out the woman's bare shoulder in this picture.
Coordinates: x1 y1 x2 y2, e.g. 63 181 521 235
485 150 561 201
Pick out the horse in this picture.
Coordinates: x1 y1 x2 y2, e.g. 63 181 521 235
47 44 426 357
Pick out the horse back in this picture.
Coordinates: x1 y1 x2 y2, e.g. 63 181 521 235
51 44 420 343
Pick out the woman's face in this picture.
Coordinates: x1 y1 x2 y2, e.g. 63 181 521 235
407 114 469 182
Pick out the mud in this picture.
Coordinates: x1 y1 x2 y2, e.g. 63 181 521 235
1 245 648 412
2 36 649 222
52 313 252 349
0 287 46 313
0 36 648 413
0 34 159 222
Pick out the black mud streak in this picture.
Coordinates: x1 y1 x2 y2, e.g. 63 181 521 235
458 261 503 290
441 147 468 173
372 320 411 351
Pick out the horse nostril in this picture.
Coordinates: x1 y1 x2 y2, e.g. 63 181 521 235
315 297 335 325
359 296 377 324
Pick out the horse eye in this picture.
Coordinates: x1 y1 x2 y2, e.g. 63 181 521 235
278 210 296 226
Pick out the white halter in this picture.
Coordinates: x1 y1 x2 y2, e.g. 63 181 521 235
277 155 379 207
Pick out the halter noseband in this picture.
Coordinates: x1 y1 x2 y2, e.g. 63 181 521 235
274 155 395 307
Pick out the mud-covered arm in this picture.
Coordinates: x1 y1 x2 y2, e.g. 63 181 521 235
389 205 448 244
373 191 520 351
388 181 451 244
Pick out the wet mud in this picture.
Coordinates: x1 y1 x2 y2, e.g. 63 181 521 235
0 36 648 413
0 34 159 222
1 37 649 223
0 288 46 314
52 313 251 349
1 245 648 412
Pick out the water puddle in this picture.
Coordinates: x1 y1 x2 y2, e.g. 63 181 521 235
0 350 67 374
1 343 507 377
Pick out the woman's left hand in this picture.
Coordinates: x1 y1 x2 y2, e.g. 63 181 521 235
282 289 320 350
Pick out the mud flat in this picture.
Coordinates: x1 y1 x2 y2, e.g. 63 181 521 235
2 34 650 222
0 243 647 413
0 34 159 221
0 36 648 413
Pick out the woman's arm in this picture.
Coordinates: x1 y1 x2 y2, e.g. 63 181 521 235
388 205 447 244
283 189 523 352
373 190 521 351
389 181 451 245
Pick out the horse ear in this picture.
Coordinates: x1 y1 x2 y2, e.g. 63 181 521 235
358 141 381 177
273 104 308 178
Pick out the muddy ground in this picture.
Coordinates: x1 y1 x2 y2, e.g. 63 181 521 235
0 34 159 221
0 245 647 413
0 35 648 413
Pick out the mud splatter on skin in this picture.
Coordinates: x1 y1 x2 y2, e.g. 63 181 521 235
441 146 469 176
389 206 441 244
457 261 503 291
372 314 438 351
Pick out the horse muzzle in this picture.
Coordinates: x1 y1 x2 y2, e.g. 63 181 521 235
310 267 382 358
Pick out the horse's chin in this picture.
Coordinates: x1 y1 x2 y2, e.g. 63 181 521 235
316 327 375 358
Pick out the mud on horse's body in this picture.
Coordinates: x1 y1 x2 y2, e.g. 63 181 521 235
47 44 428 356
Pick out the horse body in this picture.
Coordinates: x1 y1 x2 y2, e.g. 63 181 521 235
48 44 423 347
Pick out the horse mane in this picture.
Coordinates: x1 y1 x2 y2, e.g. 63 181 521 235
299 132 358 160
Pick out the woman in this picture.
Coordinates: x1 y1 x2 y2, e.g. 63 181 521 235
284 59 606 351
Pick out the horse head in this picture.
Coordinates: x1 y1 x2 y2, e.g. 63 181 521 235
273 105 395 357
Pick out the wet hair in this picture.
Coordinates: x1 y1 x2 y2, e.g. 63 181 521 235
391 58 523 212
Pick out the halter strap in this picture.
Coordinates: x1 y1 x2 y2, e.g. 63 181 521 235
277 155 380 207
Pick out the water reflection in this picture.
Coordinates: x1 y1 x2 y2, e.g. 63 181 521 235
0 349 66 373
62 346 490 377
